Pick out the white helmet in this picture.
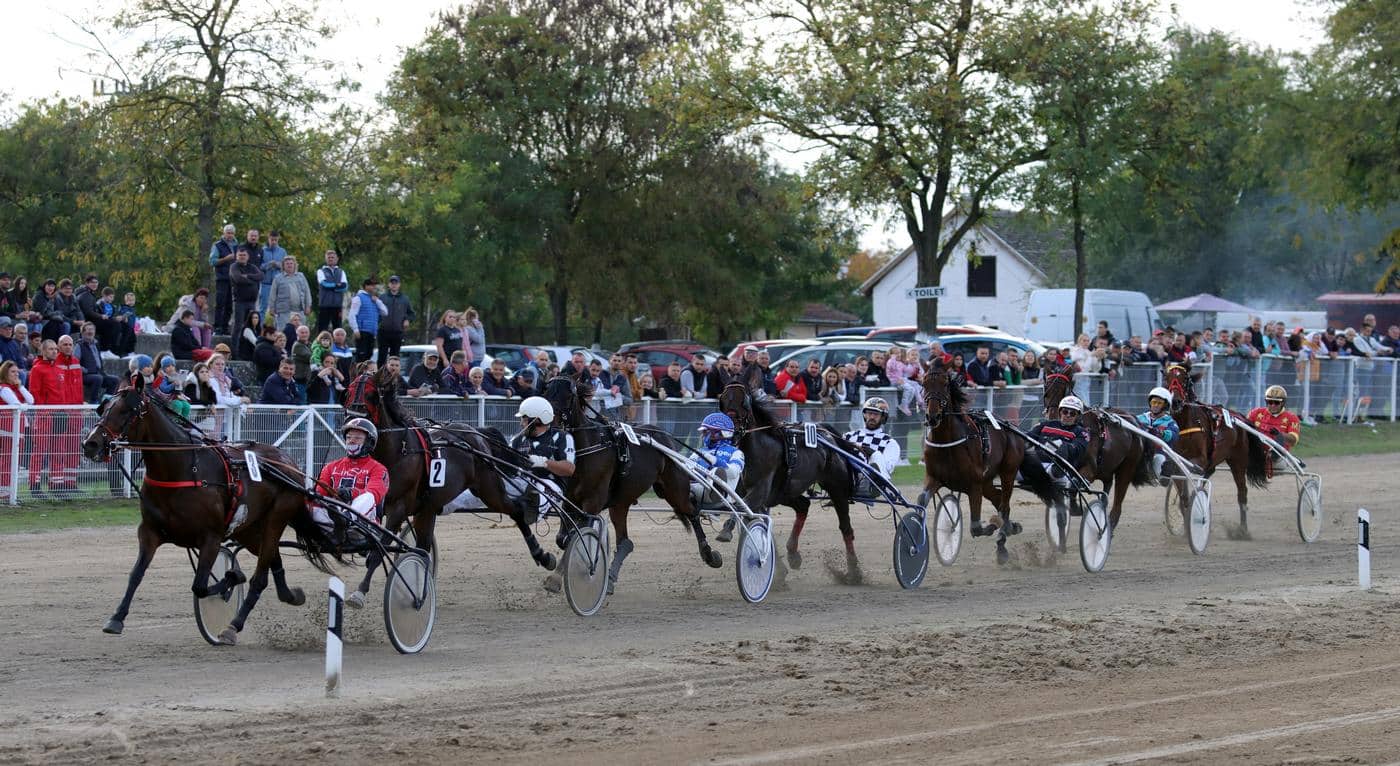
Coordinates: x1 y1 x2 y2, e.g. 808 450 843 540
1148 386 1173 406
1058 395 1085 413
515 396 554 424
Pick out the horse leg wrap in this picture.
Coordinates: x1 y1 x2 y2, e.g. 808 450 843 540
607 538 634 594
716 517 736 543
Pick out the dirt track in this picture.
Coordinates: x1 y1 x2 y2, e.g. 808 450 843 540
1 454 1397 765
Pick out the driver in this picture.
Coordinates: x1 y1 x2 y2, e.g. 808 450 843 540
311 417 390 539
508 396 575 523
844 397 901 479
1028 395 1089 487
1136 386 1180 484
1247 385 1300 457
691 412 746 508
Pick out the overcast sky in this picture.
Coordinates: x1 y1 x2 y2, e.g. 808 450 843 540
1 0 1329 248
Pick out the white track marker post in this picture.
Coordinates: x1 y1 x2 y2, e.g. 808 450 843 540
326 576 345 697
1358 510 1372 591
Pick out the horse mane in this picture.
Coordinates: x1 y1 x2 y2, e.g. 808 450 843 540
748 395 787 428
373 367 416 428
945 374 968 411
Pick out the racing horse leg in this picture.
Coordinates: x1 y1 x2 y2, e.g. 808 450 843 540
1226 437 1251 540
103 519 164 635
350 497 407 608
218 518 287 646
269 551 306 607
784 494 811 570
606 504 634 595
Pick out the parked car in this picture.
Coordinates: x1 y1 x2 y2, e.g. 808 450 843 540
1023 288 1162 344
817 326 879 338
865 325 1003 343
616 340 724 380
771 341 915 374
725 338 824 363
485 343 547 371
398 344 506 381
536 345 609 370
933 334 1049 365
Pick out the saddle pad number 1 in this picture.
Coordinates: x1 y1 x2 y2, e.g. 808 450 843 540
803 423 819 448
428 456 447 488
244 451 262 482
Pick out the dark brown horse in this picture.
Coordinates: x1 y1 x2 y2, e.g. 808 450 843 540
343 369 557 605
715 372 862 579
542 376 723 592
82 376 342 645
920 359 1064 564
1041 367 1154 529
1163 364 1270 535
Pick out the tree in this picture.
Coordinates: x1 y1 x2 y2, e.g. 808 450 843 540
1005 0 1158 339
77 0 353 274
0 100 100 275
687 0 1055 334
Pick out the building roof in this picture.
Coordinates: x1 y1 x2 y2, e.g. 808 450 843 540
796 302 861 326
1155 293 1257 313
1316 292 1400 304
858 208 1061 295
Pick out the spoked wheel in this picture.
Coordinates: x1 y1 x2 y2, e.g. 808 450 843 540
1044 501 1069 554
399 523 439 576
1187 482 1212 555
892 509 930 589
933 493 962 566
1163 480 1185 537
194 546 245 646
1297 477 1323 543
1079 499 1111 573
563 523 610 617
383 551 436 654
736 518 776 603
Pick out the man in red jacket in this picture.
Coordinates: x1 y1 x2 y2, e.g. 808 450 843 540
27 339 60 496
774 358 809 403
51 335 85 496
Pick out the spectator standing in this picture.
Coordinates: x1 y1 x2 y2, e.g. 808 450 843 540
329 328 355 381
0 318 23 370
482 359 513 397
463 308 486 369
208 223 238 334
165 288 214 349
510 368 538 398
228 246 263 357
562 350 588 380
27 339 60 497
966 346 1005 388
257 230 287 315
465 367 486 395
755 350 778 396
168 308 201 361
53 280 84 343
433 310 463 363
309 330 332 368
75 275 109 347
1248 317 1267 354
0 360 32 496
315 250 349 331
799 358 823 400
94 288 122 354
291 325 313 384
407 350 443 396
438 351 472 397
818 366 846 406
867 350 892 387
680 354 710 398
9 276 31 320
183 363 218 408
348 277 388 363
378 275 415 367
236 310 263 361
12 323 33 372
706 355 732 392
0 273 18 318
774 359 809 402
623 354 644 402
854 355 884 391
306 354 346 405
77 323 116 402
1382 324 1400 355
259 358 300 405
50 336 84 496
113 291 138 357
253 326 284 382
660 362 684 398
269 255 313 331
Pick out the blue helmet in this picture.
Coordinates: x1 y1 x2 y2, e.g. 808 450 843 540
698 412 736 446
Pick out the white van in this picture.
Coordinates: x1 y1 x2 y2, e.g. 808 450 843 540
1024 289 1162 343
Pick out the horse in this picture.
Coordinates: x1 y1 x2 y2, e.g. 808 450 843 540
1163 364 1270 535
541 376 723 592
342 369 558 605
919 359 1064 564
82 376 343 645
714 368 862 579
1041 366 1154 529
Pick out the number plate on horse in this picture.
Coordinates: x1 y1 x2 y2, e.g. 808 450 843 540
803 423 819 448
244 451 262 482
428 457 446 488
619 423 641 446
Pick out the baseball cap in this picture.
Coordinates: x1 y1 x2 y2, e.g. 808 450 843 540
744 345 759 354
0 317 12 329
388 275 401 283
0 272 10 280
424 349 440 358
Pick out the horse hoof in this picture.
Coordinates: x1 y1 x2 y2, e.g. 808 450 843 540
225 568 247 587
216 627 238 646
542 573 563 594
1006 521 1023 536
606 578 617 596
715 528 733 544
283 587 306 607
970 524 989 538
345 590 366 610
996 546 1010 566
538 552 558 571
704 549 724 569
786 547 803 570
102 619 124 635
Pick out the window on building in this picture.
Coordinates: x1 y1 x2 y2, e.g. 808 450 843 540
967 256 997 297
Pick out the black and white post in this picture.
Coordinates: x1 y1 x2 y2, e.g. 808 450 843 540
1358 509 1371 591
326 576 345 697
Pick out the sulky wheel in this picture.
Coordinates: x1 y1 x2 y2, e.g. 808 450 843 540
892 508 930 590
383 550 436 654
194 546 245 647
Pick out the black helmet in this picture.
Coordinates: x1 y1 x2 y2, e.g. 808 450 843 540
341 417 378 458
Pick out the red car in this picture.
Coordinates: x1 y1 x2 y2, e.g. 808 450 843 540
616 340 725 381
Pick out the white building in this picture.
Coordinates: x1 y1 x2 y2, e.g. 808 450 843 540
860 209 1064 332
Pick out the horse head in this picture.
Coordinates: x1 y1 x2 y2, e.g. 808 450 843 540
543 375 583 428
83 375 152 462
717 381 754 430
920 358 957 428
1164 364 1199 412
344 371 381 424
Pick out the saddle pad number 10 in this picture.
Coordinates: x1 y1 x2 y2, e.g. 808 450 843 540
803 423 819 448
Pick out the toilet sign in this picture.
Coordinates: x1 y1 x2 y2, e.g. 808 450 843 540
905 286 947 300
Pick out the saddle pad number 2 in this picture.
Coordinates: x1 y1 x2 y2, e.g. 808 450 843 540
428 457 447 488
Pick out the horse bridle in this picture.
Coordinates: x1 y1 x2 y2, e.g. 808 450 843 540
721 382 757 430
89 388 151 461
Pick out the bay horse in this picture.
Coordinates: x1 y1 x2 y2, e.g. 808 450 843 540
1041 366 1154 529
920 359 1064 564
542 376 723 592
343 369 558 605
82 376 343 645
1163 364 1270 535
714 369 862 579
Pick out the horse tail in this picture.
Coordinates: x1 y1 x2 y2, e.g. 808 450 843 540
1243 427 1271 489
286 511 348 575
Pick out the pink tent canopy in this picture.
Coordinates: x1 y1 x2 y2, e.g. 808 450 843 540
1154 293 1256 314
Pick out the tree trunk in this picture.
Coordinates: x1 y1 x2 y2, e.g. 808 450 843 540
912 205 944 336
1071 174 1087 342
548 284 568 344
